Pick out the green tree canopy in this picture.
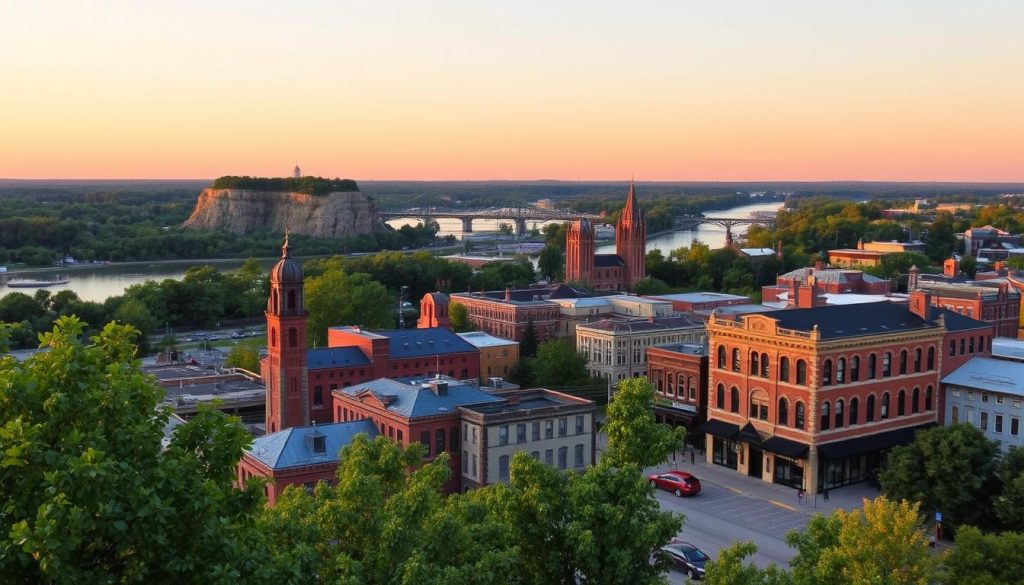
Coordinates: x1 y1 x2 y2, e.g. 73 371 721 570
448 301 471 333
944 526 1024 585
529 340 590 387
305 270 393 346
603 377 683 469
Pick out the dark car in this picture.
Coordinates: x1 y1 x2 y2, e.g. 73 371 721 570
659 541 709 580
648 470 701 496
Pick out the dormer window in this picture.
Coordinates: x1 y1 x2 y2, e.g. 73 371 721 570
306 429 327 454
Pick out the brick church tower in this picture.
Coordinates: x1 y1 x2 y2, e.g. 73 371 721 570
565 218 595 284
615 179 646 290
263 235 309 433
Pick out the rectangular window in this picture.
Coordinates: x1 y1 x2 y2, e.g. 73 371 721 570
997 396 1005 405
965 407 974 426
471 427 477 444
558 446 568 469
462 450 468 474
995 414 1004 433
951 406 959 424
499 455 510 481
980 411 989 431
968 391 975 401
420 431 431 456
517 423 527 444
545 449 554 465
558 418 568 437
314 385 323 407
1012 417 1020 436
953 389 961 398
982 393 990 403
436 429 445 454
575 444 585 468
471 453 478 477
545 420 553 439
532 422 541 441
576 415 584 434
499 425 508 446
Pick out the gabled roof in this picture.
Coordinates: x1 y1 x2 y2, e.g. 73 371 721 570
594 254 625 268
307 347 371 369
340 378 502 419
928 307 992 332
246 420 378 471
942 357 1024 396
377 328 478 359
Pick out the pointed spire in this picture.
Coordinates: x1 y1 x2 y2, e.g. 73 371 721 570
282 230 291 259
623 178 641 223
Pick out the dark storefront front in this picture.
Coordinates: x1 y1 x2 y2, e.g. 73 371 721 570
700 420 740 470
816 424 932 492
762 436 809 490
655 401 703 449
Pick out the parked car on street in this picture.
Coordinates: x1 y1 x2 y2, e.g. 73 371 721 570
647 470 701 496
205 334 221 341
658 541 708 580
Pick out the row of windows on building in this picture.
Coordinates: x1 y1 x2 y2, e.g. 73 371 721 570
951 407 1022 437
655 374 698 401
335 407 461 459
494 415 587 446
951 388 1024 408
714 384 935 429
716 346 948 386
268 326 300 348
463 444 588 480
948 335 991 357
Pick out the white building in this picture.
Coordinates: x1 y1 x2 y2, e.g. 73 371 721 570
943 356 1024 451
576 315 705 382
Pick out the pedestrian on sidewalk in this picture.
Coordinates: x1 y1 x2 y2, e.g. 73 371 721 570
690 450 695 465
797 488 804 506
823 487 830 502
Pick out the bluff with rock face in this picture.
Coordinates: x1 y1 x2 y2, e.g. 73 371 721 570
183 189 384 238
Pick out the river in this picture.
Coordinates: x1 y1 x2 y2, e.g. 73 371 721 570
0 200 781 303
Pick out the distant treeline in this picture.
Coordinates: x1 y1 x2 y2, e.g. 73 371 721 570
210 176 359 195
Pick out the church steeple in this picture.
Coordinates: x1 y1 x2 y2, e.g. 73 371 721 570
615 179 646 291
264 235 310 432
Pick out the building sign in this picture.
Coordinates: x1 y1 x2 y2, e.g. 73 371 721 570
670 401 699 414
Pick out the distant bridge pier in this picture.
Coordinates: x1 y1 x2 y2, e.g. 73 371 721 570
461 217 473 233
515 218 528 234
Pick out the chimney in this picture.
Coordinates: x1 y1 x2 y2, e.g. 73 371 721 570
909 289 931 321
943 257 960 278
787 279 800 307
796 284 819 308
908 265 920 292
505 287 511 301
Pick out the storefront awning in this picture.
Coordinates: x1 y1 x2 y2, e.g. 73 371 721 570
738 422 764 446
762 436 809 459
817 424 934 460
698 419 739 439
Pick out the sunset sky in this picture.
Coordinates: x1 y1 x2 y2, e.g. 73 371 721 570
1 1 1022 181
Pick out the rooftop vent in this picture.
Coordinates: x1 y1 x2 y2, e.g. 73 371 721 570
429 381 449 396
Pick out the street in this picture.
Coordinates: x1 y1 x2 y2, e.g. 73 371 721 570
654 481 808 583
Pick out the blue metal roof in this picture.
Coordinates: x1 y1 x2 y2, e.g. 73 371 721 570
246 420 378 471
374 328 478 359
340 378 501 419
942 357 1024 396
307 347 371 370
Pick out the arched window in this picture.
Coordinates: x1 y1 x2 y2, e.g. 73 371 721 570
899 350 908 375
730 387 740 413
927 347 936 370
761 353 770 378
732 349 741 372
717 346 726 369
750 392 769 420
716 384 725 409
778 398 789 426
850 356 860 382
914 348 922 373
882 352 892 377
835 399 844 428
849 397 859 426
287 290 296 311
898 389 906 416
912 387 920 414
795 402 806 429
750 352 760 376
820 401 831 431
271 290 279 311
796 360 807 385
270 327 277 347
881 392 890 419
868 353 877 379
688 377 696 400
780 357 790 382
837 358 846 384
288 328 298 348
925 386 934 410
822 359 833 385
666 373 674 396
866 395 876 422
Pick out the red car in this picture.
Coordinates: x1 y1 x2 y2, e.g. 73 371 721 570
648 470 701 496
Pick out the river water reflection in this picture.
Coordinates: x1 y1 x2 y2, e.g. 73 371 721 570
1 200 780 302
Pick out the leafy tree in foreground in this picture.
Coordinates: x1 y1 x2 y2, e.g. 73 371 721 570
305 269 393 346
994 447 1024 530
538 244 564 281
788 497 940 585
703 541 790 585
0 316 266 583
944 526 1024 585
603 377 684 469
879 423 1000 530
530 339 590 387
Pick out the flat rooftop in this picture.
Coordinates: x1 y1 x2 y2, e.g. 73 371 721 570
460 389 591 415
649 342 708 356
161 378 265 402
647 292 750 303
458 331 519 348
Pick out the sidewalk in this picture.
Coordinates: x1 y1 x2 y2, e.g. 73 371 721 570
653 447 879 517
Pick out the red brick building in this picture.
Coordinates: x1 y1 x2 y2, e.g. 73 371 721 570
565 181 646 291
647 343 709 447
417 292 451 329
333 376 503 493
702 290 992 494
910 275 1020 339
448 284 585 342
237 420 377 505
762 266 891 304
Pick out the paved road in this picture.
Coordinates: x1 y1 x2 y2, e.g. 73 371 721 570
653 480 807 583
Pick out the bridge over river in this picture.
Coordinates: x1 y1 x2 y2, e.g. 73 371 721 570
380 206 603 234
